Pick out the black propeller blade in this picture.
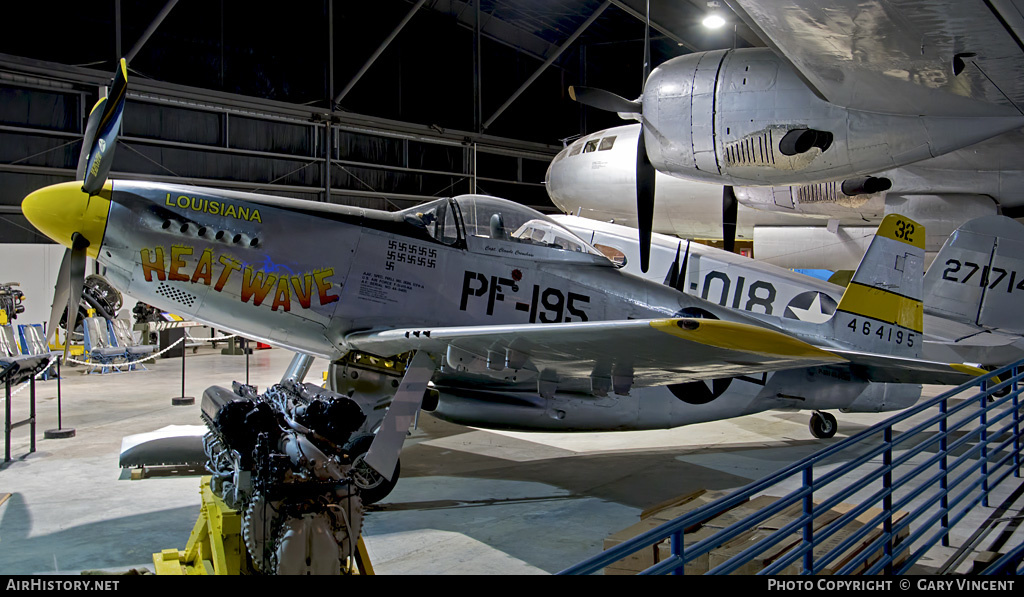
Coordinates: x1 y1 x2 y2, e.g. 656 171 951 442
723 185 738 253
75 99 105 181
46 234 90 362
64 233 89 362
46 250 73 349
46 59 127 359
81 58 127 195
568 86 641 114
570 1 658 272
636 130 657 272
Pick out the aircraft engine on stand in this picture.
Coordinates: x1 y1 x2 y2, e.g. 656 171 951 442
201 381 368 575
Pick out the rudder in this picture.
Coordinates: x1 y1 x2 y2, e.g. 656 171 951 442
830 214 924 357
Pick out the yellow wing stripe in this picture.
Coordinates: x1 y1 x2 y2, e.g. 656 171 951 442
950 363 1003 387
837 282 923 333
875 214 925 250
950 363 987 377
650 319 846 361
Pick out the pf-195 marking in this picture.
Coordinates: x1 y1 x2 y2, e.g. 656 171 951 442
460 270 590 322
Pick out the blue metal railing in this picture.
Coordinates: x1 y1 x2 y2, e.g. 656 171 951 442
559 359 1024 575
982 541 1024 574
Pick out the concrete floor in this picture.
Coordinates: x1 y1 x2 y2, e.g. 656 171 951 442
1 344 1022 575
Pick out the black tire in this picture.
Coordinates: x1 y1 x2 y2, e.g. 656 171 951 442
345 434 400 505
809 411 838 439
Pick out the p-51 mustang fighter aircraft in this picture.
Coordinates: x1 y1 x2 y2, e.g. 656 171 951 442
23 63 992 510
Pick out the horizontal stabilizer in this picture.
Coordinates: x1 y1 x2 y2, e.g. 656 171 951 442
826 349 991 386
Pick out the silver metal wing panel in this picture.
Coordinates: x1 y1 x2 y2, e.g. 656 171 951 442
827 348 990 384
729 0 1024 116
345 318 846 391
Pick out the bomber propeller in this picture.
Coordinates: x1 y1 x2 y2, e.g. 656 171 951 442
567 4 742 270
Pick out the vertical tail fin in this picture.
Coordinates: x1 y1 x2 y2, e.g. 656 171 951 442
923 215 1024 334
830 214 924 357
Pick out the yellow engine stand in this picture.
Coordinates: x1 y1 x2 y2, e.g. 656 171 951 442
153 476 244 575
153 476 374 575
48 328 85 357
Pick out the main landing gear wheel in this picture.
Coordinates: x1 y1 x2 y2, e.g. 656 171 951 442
809 411 838 439
346 434 400 505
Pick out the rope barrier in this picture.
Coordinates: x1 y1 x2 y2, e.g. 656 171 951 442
65 336 186 368
3 334 241 398
66 334 239 368
5 354 61 398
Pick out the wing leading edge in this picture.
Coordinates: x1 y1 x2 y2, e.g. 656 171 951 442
730 0 1024 117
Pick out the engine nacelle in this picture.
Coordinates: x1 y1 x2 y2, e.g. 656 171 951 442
734 180 888 219
642 48 1023 186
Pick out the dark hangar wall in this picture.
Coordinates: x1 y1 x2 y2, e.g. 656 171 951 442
0 0 687 243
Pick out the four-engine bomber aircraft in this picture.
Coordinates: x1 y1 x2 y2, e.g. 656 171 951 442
20 62 997 503
545 123 1017 270
568 0 1024 270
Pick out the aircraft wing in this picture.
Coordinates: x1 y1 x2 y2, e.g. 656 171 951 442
729 0 1024 117
827 349 992 385
345 318 847 390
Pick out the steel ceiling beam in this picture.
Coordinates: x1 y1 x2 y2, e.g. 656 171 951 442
430 0 560 65
483 0 611 131
334 0 428 106
125 0 180 63
609 0 699 53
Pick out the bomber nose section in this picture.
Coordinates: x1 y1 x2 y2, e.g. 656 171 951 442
545 147 570 209
22 181 111 258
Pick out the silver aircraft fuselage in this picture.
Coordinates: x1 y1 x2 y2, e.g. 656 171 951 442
22 180 932 432
94 181 782 360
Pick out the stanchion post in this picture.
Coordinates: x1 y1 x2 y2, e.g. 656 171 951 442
29 376 35 453
45 357 75 439
5 375 10 462
172 338 194 406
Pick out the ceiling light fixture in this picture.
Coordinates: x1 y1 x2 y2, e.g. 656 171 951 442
703 1 726 29
702 14 726 29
